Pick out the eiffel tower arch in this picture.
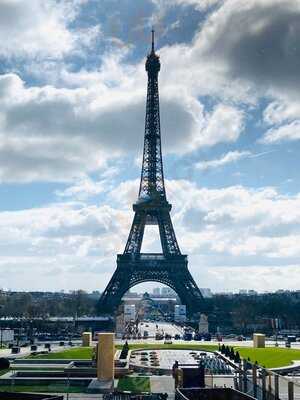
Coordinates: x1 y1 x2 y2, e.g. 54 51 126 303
98 31 204 315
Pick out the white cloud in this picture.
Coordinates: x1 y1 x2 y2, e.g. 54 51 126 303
260 121 300 144
193 105 245 148
207 265 300 292
0 0 298 293
1 0 299 186
0 67 246 183
171 0 222 10
55 176 106 200
0 201 131 290
111 178 300 264
0 0 92 59
196 0 300 98
263 100 300 126
0 179 299 291
152 0 300 114
196 150 251 171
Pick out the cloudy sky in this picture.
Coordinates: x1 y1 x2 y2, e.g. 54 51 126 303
0 0 300 293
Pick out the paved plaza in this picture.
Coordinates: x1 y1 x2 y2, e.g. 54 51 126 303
116 321 300 350
138 321 184 338
130 348 232 374
130 349 206 370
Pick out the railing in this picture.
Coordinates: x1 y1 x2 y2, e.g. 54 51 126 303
175 353 300 400
103 393 167 400
231 360 300 400
140 254 166 260
118 253 187 261
176 387 257 400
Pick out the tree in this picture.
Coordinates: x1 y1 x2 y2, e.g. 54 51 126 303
234 351 240 363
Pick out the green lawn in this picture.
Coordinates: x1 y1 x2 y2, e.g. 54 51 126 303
121 343 218 352
27 346 93 359
117 376 150 393
28 344 217 360
21 343 300 369
0 384 85 393
234 347 300 368
10 367 65 371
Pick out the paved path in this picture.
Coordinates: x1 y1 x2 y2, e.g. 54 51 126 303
138 322 184 339
150 376 174 395
1 343 76 360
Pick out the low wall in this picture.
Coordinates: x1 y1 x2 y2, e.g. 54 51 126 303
0 393 63 400
176 388 256 400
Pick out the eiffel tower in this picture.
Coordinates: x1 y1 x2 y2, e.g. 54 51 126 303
98 31 204 315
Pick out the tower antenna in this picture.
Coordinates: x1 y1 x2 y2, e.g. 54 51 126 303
151 28 155 52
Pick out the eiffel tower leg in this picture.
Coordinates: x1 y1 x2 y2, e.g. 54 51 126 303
157 210 180 255
98 264 131 314
124 212 146 254
98 255 204 316
170 268 204 315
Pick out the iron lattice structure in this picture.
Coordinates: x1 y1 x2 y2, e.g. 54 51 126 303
98 32 204 315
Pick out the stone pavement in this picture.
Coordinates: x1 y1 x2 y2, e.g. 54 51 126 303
138 322 184 339
150 376 175 397
60 395 104 400
1 343 77 360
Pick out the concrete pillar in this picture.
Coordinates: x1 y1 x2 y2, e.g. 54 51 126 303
82 332 92 347
242 360 248 393
261 369 266 400
274 374 279 400
288 381 294 400
97 332 115 381
252 364 257 398
253 333 265 348
238 363 243 391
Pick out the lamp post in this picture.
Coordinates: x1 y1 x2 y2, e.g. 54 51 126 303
0 305 3 349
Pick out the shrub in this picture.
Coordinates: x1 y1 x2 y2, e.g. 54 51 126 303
0 358 9 370
224 346 230 357
234 351 240 363
120 340 129 359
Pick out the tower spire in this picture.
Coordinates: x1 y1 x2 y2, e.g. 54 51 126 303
151 28 155 53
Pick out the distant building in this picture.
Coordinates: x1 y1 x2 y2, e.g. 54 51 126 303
152 287 161 296
0 329 14 343
199 288 213 298
239 289 258 296
161 287 176 297
123 290 140 298
198 314 209 334
115 317 124 338
174 304 186 322
124 304 136 322
248 290 258 296
88 291 101 299
217 292 235 297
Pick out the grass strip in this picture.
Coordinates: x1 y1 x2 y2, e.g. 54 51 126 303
27 344 218 360
234 347 300 368
0 384 86 393
117 376 150 393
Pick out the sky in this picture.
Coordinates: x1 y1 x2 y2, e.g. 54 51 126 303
0 0 300 293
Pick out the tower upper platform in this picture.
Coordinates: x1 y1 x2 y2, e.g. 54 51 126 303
145 30 160 75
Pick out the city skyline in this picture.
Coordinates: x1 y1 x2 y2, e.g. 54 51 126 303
0 0 299 292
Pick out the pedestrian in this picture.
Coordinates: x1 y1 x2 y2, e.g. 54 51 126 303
172 360 179 388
